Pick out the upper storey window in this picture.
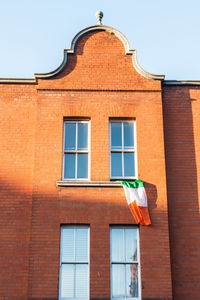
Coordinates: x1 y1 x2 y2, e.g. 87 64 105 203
63 120 90 180
110 120 136 179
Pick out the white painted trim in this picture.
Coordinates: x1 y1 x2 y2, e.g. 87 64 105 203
35 51 68 79
137 227 142 300
134 121 138 180
59 225 90 300
122 122 125 178
70 25 130 54
110 226 141 300
62 120 90 181
0 25 164 83
132 50 164 80
88 121 91 182
56 181 122 187
109 120 137 180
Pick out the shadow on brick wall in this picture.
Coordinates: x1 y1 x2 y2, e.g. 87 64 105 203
145 181 158 211
0 176 165 299
163 86 200 300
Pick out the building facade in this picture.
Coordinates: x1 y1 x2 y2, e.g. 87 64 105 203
0 17 200 300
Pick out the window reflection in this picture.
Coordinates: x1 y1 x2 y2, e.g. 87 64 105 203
128 264 138 297
110 121 135 179
110 227 139 299
63 121 89 180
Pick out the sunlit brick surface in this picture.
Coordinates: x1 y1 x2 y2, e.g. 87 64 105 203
2 29 200 299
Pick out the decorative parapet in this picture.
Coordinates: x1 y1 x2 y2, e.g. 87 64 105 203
0 17 165 84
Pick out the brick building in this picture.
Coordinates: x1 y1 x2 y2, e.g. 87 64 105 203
0 14 200 300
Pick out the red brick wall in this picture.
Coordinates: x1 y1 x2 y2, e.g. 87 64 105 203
163 85 200 300
0 30 172 299
38 30 160 91
0 84 37 298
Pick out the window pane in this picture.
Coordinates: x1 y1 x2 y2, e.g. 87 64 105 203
124 122 134 149
64 123 76 150
112 264 125 297
111 153 122 177
125 229 137 262
78 123 88 150
126 264 138 298
61 264 74 298
76 228 88 262
64 154 75 178
124 153 135 177
62 228 74 262
111 122 122 149
75 264 89 298
77 154 88 178
111 228 124 262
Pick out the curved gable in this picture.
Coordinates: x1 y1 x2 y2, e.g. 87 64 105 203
37 25 164 90
0 24 164 88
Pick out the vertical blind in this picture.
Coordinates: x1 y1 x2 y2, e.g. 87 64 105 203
60 226 89 299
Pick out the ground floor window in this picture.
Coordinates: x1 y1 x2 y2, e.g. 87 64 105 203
110 226 141 299
59 225 89 300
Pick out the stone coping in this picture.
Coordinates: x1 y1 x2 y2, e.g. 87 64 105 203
56 180 122 187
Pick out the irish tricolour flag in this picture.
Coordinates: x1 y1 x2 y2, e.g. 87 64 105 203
121 180 151 226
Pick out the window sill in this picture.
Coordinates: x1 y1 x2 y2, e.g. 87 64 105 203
56 181 122 187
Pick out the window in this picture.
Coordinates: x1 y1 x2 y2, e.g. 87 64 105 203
63 120 90 180
110 227 141 299
110 120 136 179
59 226 90 300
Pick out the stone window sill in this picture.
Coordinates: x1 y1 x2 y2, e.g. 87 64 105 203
56 181 122 187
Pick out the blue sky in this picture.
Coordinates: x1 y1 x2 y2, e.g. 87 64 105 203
0 0 200 80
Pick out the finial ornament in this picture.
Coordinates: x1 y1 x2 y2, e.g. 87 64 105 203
95 11 103 25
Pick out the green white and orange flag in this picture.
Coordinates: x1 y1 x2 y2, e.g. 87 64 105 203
121 180 151 226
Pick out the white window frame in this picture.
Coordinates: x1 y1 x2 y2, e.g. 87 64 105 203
62 120 90 181
109 120 137 180
59 225 90 300
110 226 141 300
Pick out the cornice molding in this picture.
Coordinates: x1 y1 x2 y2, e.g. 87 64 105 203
0 24 165 84
131 50 164 80
0 78 37 84
164 80 200 86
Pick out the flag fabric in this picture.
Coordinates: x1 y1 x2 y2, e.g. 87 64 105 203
121 180 151 226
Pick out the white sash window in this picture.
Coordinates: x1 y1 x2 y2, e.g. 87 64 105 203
110 227 141 300
59 226 90 300
110 121 137 179
63 121 90 180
